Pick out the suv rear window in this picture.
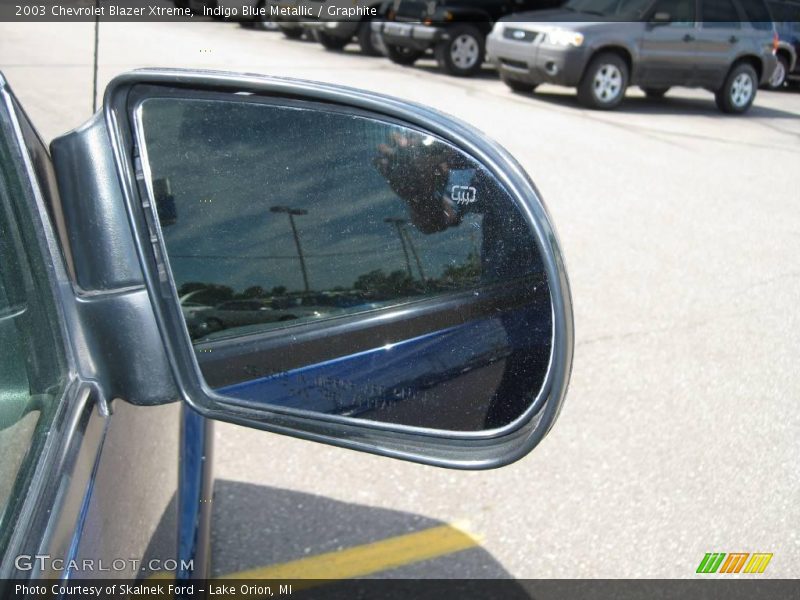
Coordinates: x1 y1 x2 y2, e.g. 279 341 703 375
768 0 800 20
737 0 775 26
702 0 742 24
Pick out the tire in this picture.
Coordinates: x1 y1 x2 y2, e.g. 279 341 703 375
715 62 758 114
577 52 629 110
434 25 485 77
767 54 789 90
279 25 303 40
642 86 669 98
386 44 423 66
357 20 381 56
253 1 277 30
501 75 537 94
316 31 349 51
254 17 279 31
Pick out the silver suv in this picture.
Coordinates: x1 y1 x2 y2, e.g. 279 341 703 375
486 0 778 113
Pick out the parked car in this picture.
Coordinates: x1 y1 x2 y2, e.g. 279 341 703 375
486 0 779 113
0 68 572 584
179 290 213 318
199 299 323 334
766 0 800 87
301 0 387 55
372 0 563 76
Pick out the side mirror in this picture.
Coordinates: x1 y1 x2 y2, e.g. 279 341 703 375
105 70 572 469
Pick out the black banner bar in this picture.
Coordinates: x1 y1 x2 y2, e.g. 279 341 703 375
3 579 800 600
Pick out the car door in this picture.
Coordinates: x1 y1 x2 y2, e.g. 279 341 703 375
693 0 745 88
0 75 107 584
0 74 205 585
637 0 700 86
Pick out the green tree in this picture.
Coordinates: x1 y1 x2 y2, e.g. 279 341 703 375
241 285 266 299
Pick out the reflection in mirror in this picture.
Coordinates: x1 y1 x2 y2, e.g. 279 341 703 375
138 93 552 431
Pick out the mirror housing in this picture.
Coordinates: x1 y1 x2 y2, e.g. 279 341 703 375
103 69 573 469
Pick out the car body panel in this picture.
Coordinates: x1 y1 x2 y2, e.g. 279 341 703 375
217 305 550 431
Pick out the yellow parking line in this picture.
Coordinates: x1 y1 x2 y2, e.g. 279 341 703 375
221 521 482 581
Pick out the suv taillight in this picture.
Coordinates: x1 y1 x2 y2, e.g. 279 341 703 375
773 31 779 53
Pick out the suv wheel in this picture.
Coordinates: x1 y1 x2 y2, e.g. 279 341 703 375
358 20 382 56
279 25 303 40
386 44 423 66
434 25 485 77
767 54 789 89
501 75 537 94
715 63 757 114
577 52 629 110
642 86 669 98
316 31 349 51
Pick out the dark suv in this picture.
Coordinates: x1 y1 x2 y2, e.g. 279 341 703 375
487 0 779 113
767 0 800 87
373 0 563 76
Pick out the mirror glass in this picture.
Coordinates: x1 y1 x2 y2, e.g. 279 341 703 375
137 93 552 431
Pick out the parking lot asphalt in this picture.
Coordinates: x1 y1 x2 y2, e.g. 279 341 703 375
1 19 799 579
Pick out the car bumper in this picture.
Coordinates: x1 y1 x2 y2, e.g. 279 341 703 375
762 53 780 85
487 31 588 87
302 19 360 38
372 21 444 51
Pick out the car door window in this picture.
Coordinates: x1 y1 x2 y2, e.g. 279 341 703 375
0 100 67 551
701 0 742 25
651 0 696 23
766 0 800 22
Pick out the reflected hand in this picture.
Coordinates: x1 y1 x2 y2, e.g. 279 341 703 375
373 131 461 234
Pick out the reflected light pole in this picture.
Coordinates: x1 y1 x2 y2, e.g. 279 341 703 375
270 205 310 293
402 227 426 282
384 217 425 281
